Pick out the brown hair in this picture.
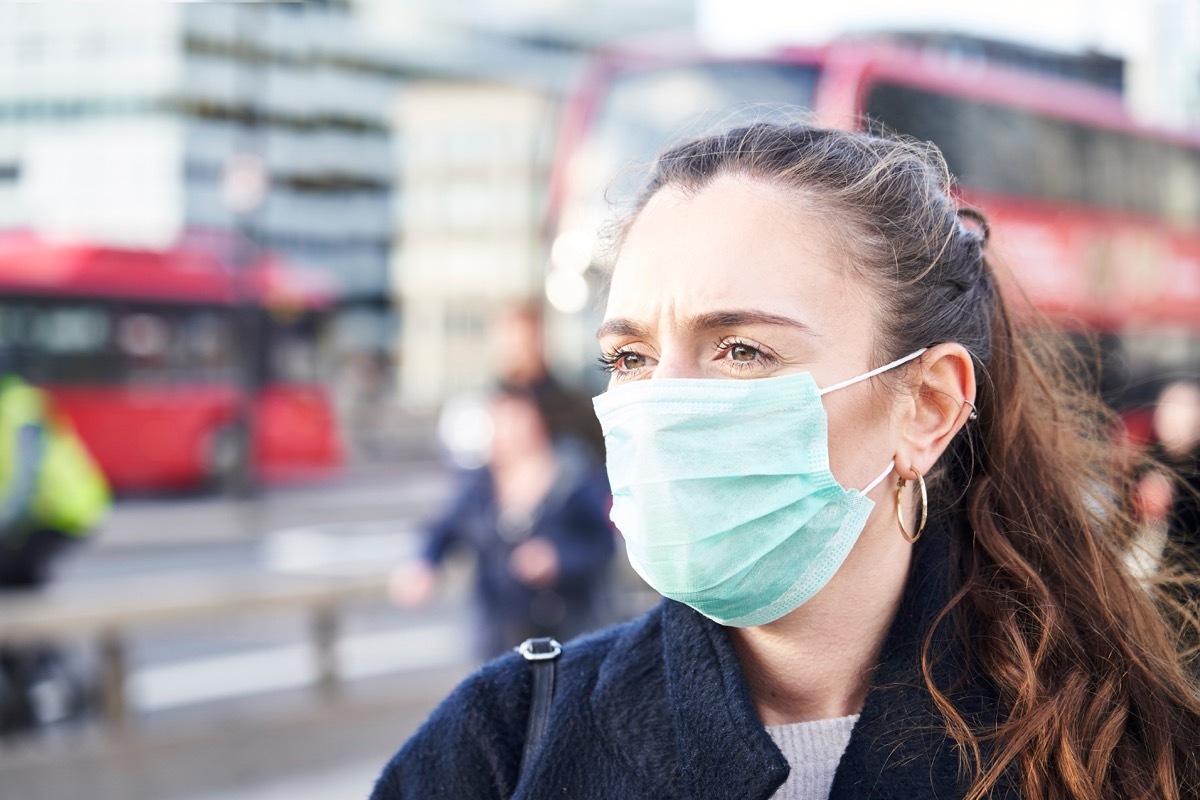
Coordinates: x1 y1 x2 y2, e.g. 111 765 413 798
622 123 1200 799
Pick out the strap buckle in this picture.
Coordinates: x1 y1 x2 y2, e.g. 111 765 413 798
516 637 562 661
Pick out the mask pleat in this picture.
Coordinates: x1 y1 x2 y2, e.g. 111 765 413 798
623 485 856 593
701 497 874 626
613 474 843 549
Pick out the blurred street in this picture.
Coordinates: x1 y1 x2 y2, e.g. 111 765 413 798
0 0 1194 797
63 457 452 574
0 454 483 800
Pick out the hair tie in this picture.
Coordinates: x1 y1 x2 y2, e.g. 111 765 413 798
956 206 990 245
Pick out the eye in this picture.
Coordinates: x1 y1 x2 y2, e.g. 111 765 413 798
618 352 648 370
716 340 766 363
727 344 759 362
714 338 777 373
597 349 650 375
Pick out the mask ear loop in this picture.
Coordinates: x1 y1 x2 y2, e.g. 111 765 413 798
862 461 894 495
817 348 928 396
820 348 928 499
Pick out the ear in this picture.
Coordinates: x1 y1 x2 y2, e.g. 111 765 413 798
894 343 976 479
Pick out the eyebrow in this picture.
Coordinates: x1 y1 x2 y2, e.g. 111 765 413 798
596 309 819 340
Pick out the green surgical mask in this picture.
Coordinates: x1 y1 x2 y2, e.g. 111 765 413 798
592 349 925 627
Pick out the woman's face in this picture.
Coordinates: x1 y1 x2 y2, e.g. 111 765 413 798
489 394 549 461
1154 381 1200 455
599 175 903 496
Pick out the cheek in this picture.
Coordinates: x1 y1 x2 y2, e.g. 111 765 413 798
823 389 898 490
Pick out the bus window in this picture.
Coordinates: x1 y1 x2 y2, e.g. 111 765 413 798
865 84 1049 201
1033 118 1087 204
1084 128 1133 213
181 310 237 382
0 302 40 377
265 313 324 385
563 63 820 232
593 63 820 166
1123 328 1200 383
112 306 239 385
0 302 29 351
30 304 116 384
864 82 1200 222
116 311 173 383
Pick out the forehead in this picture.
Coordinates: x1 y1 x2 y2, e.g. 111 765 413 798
606 176 873 338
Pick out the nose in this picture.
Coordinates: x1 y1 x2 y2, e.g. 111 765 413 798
650 345 704 380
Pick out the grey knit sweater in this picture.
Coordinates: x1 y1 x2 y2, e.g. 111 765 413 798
766 714 860 800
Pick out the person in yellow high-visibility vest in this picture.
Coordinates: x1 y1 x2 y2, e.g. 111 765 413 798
0 359 110 732
0 364 110 588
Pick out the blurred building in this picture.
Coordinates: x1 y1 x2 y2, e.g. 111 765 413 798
1127 0 1200 129
365 0 694 407
0 0 698 427
0 0 398 364
393 83 552 407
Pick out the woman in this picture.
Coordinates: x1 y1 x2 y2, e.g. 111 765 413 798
1151 381 1200 569
390 385 615 659
372 124 1200 799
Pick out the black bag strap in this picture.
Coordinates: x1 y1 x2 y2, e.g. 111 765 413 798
515 637 562 783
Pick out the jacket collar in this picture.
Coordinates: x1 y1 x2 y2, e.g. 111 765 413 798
591 513 1009 799
590 598 789 800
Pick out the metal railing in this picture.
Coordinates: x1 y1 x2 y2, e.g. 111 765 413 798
0 571 389 734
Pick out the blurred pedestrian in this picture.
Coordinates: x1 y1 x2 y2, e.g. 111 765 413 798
389 384 615 659
373 123 1200 799
491 301 605 460
0 354 110 732
1150 379 1200 585
0 359 110 586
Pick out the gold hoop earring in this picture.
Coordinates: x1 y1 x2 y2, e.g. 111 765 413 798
895 471 928 544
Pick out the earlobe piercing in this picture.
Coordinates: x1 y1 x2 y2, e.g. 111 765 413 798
896 470 928 544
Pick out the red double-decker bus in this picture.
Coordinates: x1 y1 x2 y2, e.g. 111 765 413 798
0 230 343 492
546 36 1200 439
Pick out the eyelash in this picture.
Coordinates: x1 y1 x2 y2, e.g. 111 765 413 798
597 339 775 375
596 350 634 374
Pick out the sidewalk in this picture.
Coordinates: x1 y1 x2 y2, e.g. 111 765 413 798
178 760 383 800
96 458 453 550
0 666 468 800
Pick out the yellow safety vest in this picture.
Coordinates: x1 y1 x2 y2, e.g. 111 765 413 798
0 377 110 538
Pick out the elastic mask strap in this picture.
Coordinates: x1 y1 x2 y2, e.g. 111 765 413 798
862 461 894 495
817 348 928 397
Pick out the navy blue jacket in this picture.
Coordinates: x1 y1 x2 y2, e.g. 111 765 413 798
422 441 615 651
372 516 1016 799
